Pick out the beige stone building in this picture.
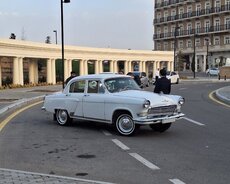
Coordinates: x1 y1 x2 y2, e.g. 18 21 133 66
0 39 174 86
153 0 230 72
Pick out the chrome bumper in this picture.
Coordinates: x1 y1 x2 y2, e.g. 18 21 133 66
133 113 185 125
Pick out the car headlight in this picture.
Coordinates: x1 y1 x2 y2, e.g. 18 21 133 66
143 100 150 108
178 97 185 105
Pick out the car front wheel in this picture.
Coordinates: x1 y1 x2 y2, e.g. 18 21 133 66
56 109 72 126
115 114 136 136
149 123 171 132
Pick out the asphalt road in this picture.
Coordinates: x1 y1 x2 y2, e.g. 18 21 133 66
0 82 230 184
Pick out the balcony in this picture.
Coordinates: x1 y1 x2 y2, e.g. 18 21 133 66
153 24 230 40
154 4 230 25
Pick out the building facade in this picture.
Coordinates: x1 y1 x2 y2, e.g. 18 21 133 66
0 39 174 87
153 0 230 72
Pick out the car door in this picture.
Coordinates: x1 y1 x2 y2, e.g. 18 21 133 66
82 80 105 120
68 80 86 117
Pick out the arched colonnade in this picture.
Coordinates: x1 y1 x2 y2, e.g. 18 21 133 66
0 39 174 86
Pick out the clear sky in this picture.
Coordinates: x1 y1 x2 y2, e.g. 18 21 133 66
0 0 154 50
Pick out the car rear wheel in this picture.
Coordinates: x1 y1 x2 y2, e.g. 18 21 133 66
115 114 136 136
56 109 72 126
149 123 171 133
176 78 179 84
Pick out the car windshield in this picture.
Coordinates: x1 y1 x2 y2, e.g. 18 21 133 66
104 77 140 93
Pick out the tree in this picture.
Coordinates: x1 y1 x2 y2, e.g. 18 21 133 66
177 50 186 71
45 36 51 44
9 33 16 39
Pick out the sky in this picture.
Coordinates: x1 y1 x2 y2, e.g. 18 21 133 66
0 0 154 50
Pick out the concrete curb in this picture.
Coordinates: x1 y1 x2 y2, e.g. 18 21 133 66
215 87 230 105
0 95 45 116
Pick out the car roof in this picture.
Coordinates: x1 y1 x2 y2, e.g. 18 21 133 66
74 74 130 80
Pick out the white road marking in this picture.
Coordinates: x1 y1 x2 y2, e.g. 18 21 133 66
183 117 205 126
169 178 186 184
179 88 187 90
129 153 160 170
111 139 130 151
102 130 112 136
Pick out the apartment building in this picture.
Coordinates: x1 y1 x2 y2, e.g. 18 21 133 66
153 0 230 72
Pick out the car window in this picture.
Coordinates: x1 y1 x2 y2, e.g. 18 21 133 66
104 77 140 93
88 80 98 93
69 80 85 93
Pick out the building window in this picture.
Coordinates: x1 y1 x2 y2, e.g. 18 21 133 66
187 23 192 34
196 4 201 16
164 11 168 21
164 42 168 50
164 26 168 37
225 17 230 29
187 6 192 17
205 20 210 32
157 43 161 50
171 9 176 20
171 41 174 49
215 0 221 12
179 8 184 19
214 37 220 45
226 0 230 10
195 39 200 47
179 41 183 48
205 2 211 14
196 22 201 33
214 19 220 31
157 13 161 19
224 36 230 44
187 40 192 48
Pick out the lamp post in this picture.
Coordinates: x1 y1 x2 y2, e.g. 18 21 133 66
205 38 209 70
53 30 57 44
61 0 70 89
192 32 197 78
173 26 180 71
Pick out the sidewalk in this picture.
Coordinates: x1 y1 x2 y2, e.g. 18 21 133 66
0 80 229 183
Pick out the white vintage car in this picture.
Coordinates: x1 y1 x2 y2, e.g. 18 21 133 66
42 74 185 136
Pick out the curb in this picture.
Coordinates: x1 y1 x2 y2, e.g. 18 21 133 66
215 87 230 105
0 95 45 116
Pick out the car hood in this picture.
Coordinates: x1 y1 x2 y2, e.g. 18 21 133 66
113 90 178 106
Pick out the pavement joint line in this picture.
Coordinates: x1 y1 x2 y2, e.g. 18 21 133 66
0 101 43 132
111 139 130 151
0 168 115 184
182 117 205 126
169 178 186 184
129 153 160 170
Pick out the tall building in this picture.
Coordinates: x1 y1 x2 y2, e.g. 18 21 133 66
153 0 230 72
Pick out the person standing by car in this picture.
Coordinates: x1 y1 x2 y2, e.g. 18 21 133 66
65 71 77 85
127 72 141 87
154 68 160 84
154 68 171 94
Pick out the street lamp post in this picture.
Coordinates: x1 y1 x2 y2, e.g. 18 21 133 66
173 27 180 71
61 0 70 89
53 30 57 44
205 38 209 70
192 32 197 78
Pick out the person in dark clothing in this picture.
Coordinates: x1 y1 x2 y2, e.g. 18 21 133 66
65 71 76 85
134 75 141 87
154 68 171 94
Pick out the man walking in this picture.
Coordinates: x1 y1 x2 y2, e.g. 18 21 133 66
154 68 171 94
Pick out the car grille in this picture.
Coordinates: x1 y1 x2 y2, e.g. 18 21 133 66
148 105 177 115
